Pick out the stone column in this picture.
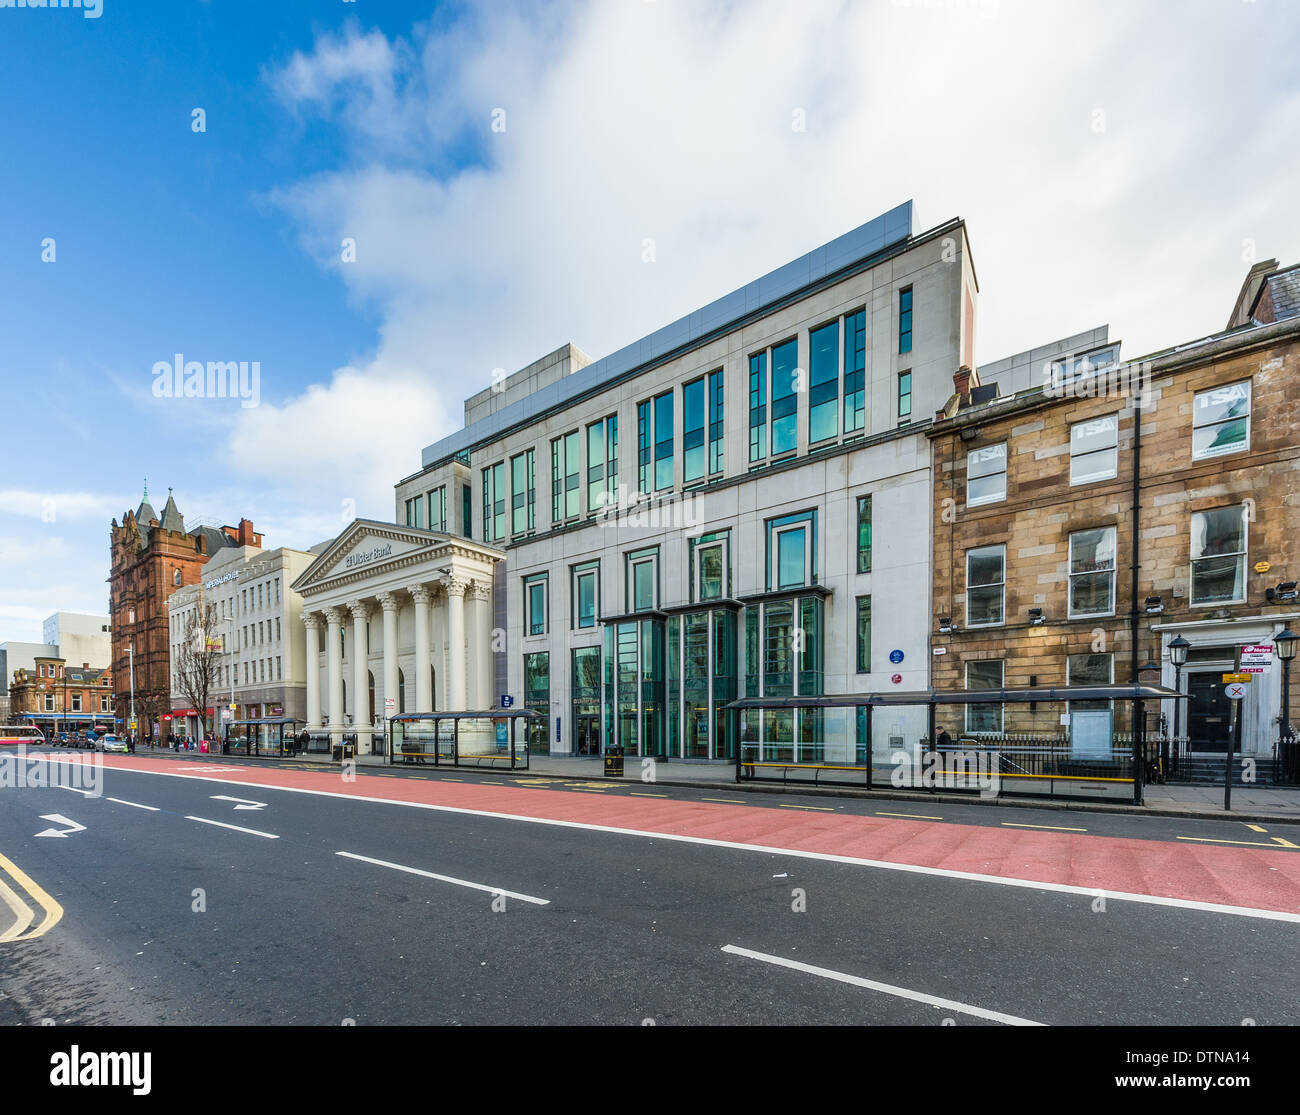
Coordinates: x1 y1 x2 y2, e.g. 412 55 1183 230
444 577 468 712
325 606 345 744
380 592 400 722
430 586 446 711
411 584 432 713
350 601 372 753
469 581 495 710
303 613 323 730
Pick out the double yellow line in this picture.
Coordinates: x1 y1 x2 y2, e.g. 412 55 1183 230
0 852 63 943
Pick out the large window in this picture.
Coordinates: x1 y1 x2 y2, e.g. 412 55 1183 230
770 338 799 456
708 369 724 475
856 495 872 574
683 376 707 484
749 351 767 463
681 370 721 483
843 309 866 435
690 530 731 602
1068 527 1116 617
510 450 535 536
626 548 659 612
427 486 446 532
404 496 424 529
572 562 599 629
586 416 618 513
966 545 1005 627
1068 652 1113 711
899 287 913 354
524 573 548 636
551 431 580 522
766 511 816 590
1192 380 1251 460
855 596 871 673
1191 505 1248 604
808 319 839 444
1070 414 1118 484
967 443 1007 507
965 659 1004 733
638 392 675 492
482 462 506 543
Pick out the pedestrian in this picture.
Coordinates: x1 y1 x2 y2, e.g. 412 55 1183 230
935 726 953 749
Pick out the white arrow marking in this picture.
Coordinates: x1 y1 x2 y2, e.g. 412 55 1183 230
210 795 267 811
34 814 86 839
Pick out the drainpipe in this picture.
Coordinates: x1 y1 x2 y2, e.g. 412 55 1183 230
1130 392 1143 803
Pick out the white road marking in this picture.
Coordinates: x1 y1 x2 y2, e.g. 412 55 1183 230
335 851 549 905
211 795 267 811
58 786 96 797
720 945 1044 1026
107 797 160 812
39 756 1300 924
185 816 279 839
34 814 86 839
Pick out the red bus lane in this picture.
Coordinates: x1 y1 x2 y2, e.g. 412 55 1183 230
51 753 1300 918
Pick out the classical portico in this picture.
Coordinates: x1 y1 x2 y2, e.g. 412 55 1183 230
290 520 504 753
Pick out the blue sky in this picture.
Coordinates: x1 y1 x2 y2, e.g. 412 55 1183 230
2 0 1299 642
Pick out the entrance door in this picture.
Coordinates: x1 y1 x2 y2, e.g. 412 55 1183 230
575 715 601 756
1186 672 1231 752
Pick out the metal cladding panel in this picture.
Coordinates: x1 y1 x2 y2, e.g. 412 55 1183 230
421 201 915 469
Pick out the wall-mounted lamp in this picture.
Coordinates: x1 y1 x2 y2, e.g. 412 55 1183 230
1144 596 1165 615
938 617 954 635
1028 608 1045 626
1266 581 1298 603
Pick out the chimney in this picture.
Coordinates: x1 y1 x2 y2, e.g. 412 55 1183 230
236 518 260 548
953 365 974 398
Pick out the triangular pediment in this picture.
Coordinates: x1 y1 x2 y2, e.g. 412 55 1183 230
290 519 452 593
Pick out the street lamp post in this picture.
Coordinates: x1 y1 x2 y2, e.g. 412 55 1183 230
127 642 136 745
1275 627 1297 784
1168 635 1190 782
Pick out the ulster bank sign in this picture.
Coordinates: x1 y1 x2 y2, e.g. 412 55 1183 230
345 542 394 570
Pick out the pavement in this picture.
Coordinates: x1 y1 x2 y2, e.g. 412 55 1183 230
138 743 1300 823
2 747 1298 1026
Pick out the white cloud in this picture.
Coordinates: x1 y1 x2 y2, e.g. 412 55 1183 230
238 0 1300 525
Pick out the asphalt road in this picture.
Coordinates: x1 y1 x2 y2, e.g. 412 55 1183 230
1 748 1297 1026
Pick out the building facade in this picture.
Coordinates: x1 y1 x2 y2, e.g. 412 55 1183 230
290 521 505 753
928 260 1300 763
398 201 976 763
167 543 316 740
109 486 260 742
9 657 114 733
42 612 110 673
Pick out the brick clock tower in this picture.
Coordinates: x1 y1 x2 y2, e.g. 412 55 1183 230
109 485 261 743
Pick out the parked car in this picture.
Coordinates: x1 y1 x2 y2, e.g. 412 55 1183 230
99 734 129 754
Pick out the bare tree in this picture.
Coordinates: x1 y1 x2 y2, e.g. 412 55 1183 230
175 603 222 741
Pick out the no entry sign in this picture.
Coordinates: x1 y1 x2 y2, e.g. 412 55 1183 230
1224 682 1248 700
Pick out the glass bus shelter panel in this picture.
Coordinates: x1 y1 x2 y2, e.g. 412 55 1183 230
870 703 931 788
391 718 456 762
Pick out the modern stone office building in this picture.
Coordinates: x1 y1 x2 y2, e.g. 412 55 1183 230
388 201 977 764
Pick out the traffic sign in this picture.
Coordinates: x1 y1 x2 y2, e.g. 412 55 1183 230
890 673 903 685
889 649 904 664
1222 673 1251 683
500 694 514 708
1225 682 1248 700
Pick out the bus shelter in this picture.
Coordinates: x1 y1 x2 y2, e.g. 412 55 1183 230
728 684 1187 804
386 709 535 771
222 718 305 758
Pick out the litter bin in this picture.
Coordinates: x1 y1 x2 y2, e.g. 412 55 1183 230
332 742 355 763
604 744 624 778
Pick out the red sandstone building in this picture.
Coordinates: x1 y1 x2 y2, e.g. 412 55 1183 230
109 487 261 742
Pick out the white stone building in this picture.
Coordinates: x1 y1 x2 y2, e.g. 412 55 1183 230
167 544 315 739
382 201 977 765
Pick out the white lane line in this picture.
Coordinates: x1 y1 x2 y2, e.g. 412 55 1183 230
335 851 549 905
721 945 1044 1027
107 797 160 812
43 757 1300 924
58 786 96 797
185 816 279 839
